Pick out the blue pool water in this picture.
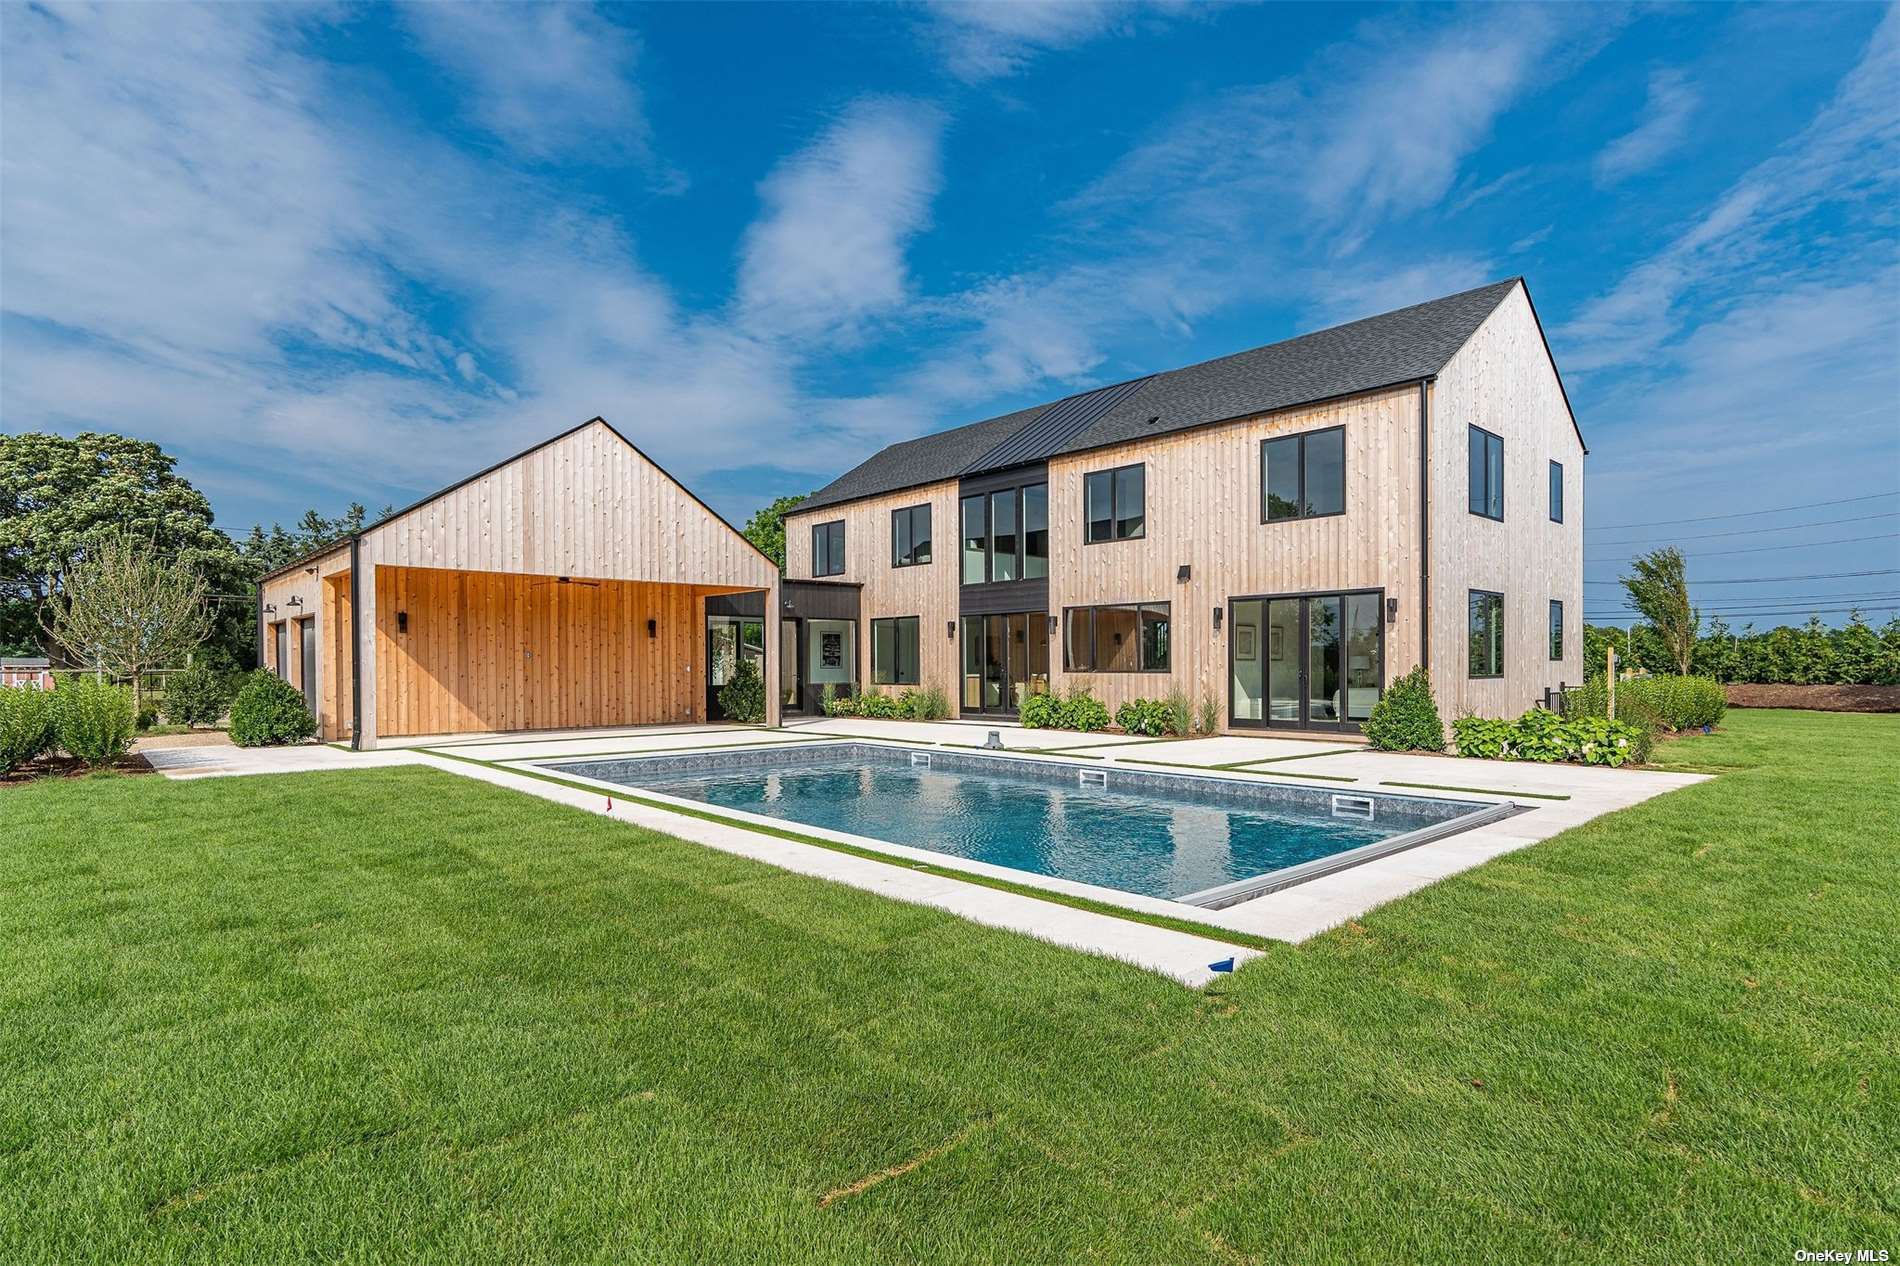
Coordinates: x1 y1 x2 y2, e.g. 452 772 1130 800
554 746 1474 902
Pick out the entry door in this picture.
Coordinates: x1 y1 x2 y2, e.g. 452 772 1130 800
960 612 1047 714
1230 591 1383 732
706 616 764 720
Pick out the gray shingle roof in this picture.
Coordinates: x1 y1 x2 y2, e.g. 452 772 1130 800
799 277 1527 513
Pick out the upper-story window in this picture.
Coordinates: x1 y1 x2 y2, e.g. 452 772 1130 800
891 504 932 568
1468 426 1504 521
1084 464 1145 543
960 483 1048 585
1548 460 1564 524
811 520 845 576
1261 426 1345 522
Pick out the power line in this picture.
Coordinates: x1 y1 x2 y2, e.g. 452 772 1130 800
1583 569 1900 585
1586 590 1900 606
1585 607 1898 621
1588 510 1900 547
1585 490 1898 531
1588 531 1899 561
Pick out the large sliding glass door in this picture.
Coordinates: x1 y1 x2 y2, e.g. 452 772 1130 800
961 612 1048 715
707 615 765 720
1229 589 1383 732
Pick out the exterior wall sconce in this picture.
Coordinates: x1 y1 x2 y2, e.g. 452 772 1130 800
262 603 276 615
1177 564 1191 582
286 595 304 609
1047 615 1058 636
1212 606 1223 632
947 620 956 639
1386 597 1399 625
647 618 657 638
397 611 408 634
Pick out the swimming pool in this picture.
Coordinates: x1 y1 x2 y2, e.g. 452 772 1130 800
548 743 1514 908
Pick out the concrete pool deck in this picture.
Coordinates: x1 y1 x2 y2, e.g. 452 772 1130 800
143 718 1708 987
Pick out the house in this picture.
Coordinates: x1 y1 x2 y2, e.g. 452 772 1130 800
779 278 1584 732
256 419 781 748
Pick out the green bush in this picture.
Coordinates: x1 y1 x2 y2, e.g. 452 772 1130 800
228 671 317 747
0 685 59 772
1451 714 1515 760
1362 667 1445 752
819 684 845 716
1165 689 1192 738
54 676 136 767
717 657 767 723
1197 692 1220 736
1621 675 1726 731
163 663 232 727
1019 690 1060 729
1061 687 1111 733
1115 698 1174 737
1452 707 1647 766
900 685 950 720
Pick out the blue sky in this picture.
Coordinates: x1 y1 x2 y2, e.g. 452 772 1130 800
2 1 1896 627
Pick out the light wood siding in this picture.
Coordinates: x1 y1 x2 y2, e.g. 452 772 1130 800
785 481 959 701
1045 387 1424 723
1431 282 1585 717
372 566 715 736
259 546 352 740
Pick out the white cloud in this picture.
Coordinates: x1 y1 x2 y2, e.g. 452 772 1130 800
735 99 944 342
922 0 1168 81
1594 67 1699 185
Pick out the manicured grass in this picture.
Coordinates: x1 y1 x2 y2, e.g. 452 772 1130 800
3 710 1895 1260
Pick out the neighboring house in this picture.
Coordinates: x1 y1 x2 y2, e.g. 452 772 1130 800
781 278 1584 732
256 419 781 748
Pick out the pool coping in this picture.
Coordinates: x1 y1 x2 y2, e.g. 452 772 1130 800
526 739 1512 934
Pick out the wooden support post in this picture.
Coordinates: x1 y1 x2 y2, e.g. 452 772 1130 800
1607 645 1617 720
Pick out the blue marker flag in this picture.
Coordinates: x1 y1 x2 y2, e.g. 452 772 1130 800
1209 957 1235 973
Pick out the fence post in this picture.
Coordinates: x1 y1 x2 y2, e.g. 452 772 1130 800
1607 647 1617 720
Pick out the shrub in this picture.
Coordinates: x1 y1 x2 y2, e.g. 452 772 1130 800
1452 707 1648 766
855 690 903 720
1451 714 1515 760
900 685 951 721
0 685 58 772
1019 690 1061 729
1165 689 1192 737
1197 692 1220 736
1061 687 1111 733
163 663 231 727
1115 697 1174 737
54 676 136 767
717 657 767 723
1622 675 1726 731
819 683 846 716
228 671 317 747
1363 667 1445 752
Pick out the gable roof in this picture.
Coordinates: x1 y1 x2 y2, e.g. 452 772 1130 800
257 416 771 583
798 277 1549 514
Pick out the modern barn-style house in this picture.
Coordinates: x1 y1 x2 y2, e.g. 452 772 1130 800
781 278 1584 732
259 277 1581 747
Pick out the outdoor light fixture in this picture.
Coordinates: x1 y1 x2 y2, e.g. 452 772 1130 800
646 618 657 638
1387 597 1399 625
1212 606 1223 631
1047 615 1058 636
397 611 408 634
286 595 304 609
947 620 956 639
262 603 276 615
1177 564 1191 582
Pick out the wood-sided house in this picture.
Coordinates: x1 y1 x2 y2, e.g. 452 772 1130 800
256 418 781 747
780 278 1585 732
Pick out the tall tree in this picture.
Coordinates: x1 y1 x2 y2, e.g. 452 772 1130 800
41 529 211 714
741 492 811 575
1620 547 1699 676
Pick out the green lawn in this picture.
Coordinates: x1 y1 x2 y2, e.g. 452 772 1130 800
3 709 1895 1261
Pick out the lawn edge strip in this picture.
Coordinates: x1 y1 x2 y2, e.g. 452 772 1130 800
1227 747 1362 766
1379 780 1571 801
780 730 939 747
418 746 1275 952
1114 757 1358 783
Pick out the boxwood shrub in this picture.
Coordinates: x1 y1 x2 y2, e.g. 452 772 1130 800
228 671 317 747
163 663 233 728
54 677 136 768
1362 666 1445 752
0 684 59 772
1114 698 1174 736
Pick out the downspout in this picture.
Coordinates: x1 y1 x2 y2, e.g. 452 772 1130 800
1418 380 1432 674
349 534 363 751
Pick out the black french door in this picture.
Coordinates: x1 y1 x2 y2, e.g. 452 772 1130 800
1229 589 1384 732
960 612 1048 715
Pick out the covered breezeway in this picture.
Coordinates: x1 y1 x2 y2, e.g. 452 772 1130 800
259 418 780 748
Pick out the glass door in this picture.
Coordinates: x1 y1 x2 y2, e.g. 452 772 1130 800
707 616 764 720
960 612 1046 715
1229 590 1383 732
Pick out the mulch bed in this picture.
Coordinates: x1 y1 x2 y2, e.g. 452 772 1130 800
1725 683 1900 713
1 753 155 788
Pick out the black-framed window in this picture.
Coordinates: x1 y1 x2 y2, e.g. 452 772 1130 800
811 520 845 576
891 504 932 568
1062 602 1170 672
1261 426 1346 522
1549 600 1564 661
1468 426 1504 520
1083 464 1145 543
1549 460 1564 524
960 483 1048 584
871 616 921 685
1468 590 1504 678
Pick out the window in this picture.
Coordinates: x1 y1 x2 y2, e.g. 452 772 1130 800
1023 483 1048 579
1468 590 1504 678
959 482 1047 584
1549 460 1564 524
1261 426 1346 522
1083 464 1145 543
1468 426 1504 520
1549 600 1564 661
891 504 932 567
1062 603 1170 672
811 520 845 576
871 616 921 685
